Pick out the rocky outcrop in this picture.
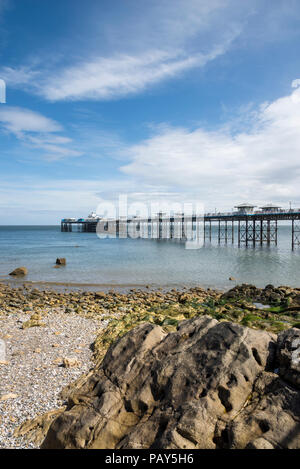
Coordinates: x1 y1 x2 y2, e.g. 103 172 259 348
9 267 28 276
56 258 66 266
40 316 300 449
277 328 300 389
221 283 300 306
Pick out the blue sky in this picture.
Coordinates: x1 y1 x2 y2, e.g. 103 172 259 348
1 0 300 223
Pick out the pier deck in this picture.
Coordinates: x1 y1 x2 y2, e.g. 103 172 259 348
61 209 300 249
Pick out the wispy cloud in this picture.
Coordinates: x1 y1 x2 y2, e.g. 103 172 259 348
0 0 244 101
0 106 82 160
0 106 62 134
0 65 39 86
1 45 234 102
36 48 229 102
1 0 299 106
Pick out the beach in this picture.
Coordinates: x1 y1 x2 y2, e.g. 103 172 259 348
1 280 300 448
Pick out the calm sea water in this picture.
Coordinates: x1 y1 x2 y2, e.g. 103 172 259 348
0 225 300 291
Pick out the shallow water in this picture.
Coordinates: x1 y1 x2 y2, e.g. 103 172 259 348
0 225 300 290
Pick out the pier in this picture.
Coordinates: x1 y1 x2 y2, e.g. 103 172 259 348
61 204 300 249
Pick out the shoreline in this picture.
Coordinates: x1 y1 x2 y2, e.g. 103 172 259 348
0 278 227 294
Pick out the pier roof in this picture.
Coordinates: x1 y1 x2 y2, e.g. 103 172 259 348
260 204 282 209
234 203 256 208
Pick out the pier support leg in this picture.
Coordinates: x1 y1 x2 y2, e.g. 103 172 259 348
204 220 212 243
170 219 174 239
158 215 162 239
267 220 270 245
181 216 185 239
292 219 300 250
239 218 254 247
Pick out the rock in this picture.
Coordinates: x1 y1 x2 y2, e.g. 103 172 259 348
62 357 81 368
53 358 63 365
0 393 18 401
42 316 284 449
178 293 190 304
56 258 66 266
95 292 106 299
277 328 300 388
22 313 46 329
220 283 290 307
14 407 66 446
227 371 300 449
9 267 28 277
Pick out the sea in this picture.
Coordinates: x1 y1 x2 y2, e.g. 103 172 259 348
0 225 299 291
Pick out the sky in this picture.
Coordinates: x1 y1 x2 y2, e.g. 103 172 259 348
1 0 300 223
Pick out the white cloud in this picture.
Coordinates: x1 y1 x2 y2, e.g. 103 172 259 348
1 1 300 104
0 44 233 102
28 135 72 145
0 66 40 86
291 79 300 88
0 0 243 101
26 141 82 161
36 48 228 102
0 106 82 160
2 83 300 218
120 84 300 209
0 106 62 134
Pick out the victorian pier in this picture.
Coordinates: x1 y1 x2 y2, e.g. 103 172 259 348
61 203 300 249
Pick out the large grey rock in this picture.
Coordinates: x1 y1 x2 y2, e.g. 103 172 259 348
43 316 291 449
277 328 300 388
227 370 300 449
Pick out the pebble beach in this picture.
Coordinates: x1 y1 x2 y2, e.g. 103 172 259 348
0 308 102 448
